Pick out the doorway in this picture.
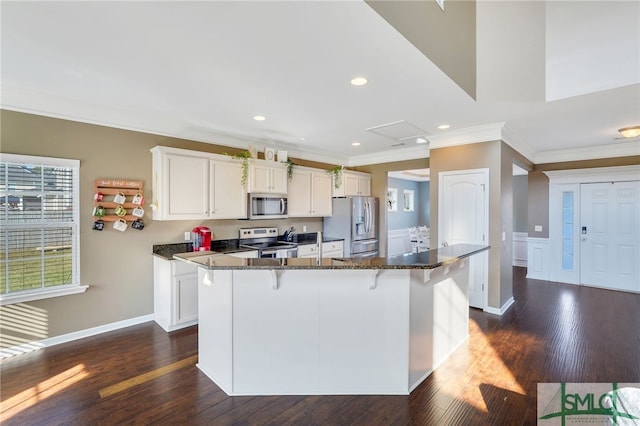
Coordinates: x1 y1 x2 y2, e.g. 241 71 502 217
438 169 489 309
580 181 640 291
386 169 430 258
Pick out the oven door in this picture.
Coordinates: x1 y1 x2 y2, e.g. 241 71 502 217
249 194 288 219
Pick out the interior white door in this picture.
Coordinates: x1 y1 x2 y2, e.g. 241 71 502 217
439 170 488 309
580 181 640 292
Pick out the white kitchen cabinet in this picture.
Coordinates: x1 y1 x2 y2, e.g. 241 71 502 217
153 257 198 332
248 161 288 194
322 240 344 257
297 243 319 258
152 148 209 220
210 160 247 219
297 240 343 258
288 167 332 217
151 146 247 220
332 170 371 197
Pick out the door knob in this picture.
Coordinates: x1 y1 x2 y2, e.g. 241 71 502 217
442 241 449 247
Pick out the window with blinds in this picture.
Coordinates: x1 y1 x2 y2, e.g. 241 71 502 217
0 154 81 301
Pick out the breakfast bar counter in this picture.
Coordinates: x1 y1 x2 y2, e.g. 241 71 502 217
174 244 488 396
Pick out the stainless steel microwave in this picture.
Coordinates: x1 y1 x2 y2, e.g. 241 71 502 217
248 194 288 219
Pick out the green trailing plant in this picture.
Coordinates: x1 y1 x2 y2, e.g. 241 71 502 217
328 165 344 189
286 159 296 181
225 150 252 186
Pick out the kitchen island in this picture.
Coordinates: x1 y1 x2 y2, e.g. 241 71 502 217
174 244 488 396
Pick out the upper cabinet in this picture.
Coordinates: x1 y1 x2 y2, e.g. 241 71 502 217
288 167 332 217
333 170 371 197
248 161 288 194
151 146 247 221
210 160 247 219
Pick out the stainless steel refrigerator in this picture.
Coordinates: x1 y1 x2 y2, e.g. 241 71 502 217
323 196 378 258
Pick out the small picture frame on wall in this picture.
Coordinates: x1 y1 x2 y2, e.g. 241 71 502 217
387 188 398 211
277 150 288 163
403 190 414 212
264 147 276 161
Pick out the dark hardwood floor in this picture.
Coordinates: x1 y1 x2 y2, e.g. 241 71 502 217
2 267 639 425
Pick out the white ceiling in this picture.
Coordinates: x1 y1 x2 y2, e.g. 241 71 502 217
1 1 639 166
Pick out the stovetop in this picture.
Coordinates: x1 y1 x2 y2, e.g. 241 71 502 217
241 241 297 250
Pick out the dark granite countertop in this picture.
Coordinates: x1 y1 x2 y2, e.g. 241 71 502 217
283 233 344 245
153 241 256 260
173 244 489 270
153 234 345 261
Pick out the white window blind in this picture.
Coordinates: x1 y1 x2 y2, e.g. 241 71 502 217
0 154 84 304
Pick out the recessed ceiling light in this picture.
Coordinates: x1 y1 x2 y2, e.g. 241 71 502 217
253 115 266 121
350 77 368 86
438 124 450 130
300 137 305 141
618 125 640 138
351 142 361 146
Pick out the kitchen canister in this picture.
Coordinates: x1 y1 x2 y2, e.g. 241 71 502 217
113 218 128 232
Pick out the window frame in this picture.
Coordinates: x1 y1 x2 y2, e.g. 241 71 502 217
0 153 87 305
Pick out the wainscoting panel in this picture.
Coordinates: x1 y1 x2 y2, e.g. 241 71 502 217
512 232 528 267
527 238 550 281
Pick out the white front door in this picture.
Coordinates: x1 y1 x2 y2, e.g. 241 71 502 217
580 181 640 292
439 169 489 309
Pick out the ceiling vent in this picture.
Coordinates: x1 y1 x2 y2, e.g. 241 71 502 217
366 120 429 142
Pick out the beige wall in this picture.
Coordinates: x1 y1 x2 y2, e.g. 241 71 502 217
430 141 533 309
365 0 476 99
529 156 640 238
0 110 329 340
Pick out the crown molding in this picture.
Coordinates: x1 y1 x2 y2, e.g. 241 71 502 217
535 140 640 164
347 144 430 167
427 122 505 150
544 164 640 184
500 123 536 162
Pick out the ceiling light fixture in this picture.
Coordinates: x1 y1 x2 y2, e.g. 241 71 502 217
438 124 450 130
415 137 428 144
351 142 361 146
253 115 266 121
350 77 368 86
618 125 640 138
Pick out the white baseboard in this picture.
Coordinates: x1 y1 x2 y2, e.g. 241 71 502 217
1 314 153 358
513 259 528 267
484 297 514 316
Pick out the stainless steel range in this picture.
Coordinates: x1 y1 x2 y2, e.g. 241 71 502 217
239 227 298 258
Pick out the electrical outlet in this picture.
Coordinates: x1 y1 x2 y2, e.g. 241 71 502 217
184 231 191 241
535 225 542 232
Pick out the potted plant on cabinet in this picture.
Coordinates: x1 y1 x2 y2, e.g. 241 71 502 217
328 165 344 189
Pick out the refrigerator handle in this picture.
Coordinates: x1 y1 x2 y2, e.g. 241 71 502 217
365 201 371 233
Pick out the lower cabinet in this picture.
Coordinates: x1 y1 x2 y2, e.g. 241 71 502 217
153 257 198 332
297 241 343 258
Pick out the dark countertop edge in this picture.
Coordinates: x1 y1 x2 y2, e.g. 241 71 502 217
153 236 345 260
173 244 489 270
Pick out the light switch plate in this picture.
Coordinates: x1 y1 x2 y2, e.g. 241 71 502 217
184 231 191 241
535 225 543 232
